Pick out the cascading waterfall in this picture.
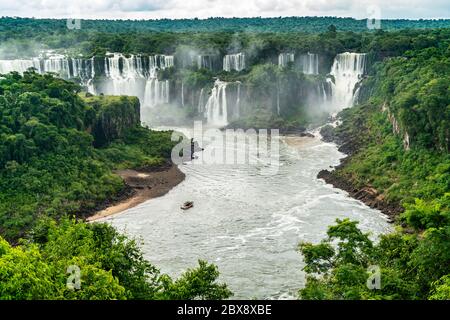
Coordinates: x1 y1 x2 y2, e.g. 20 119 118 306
223 53 245 72
198 88 205 113
278 53 295 68
102 53 173 108
314 81 331 107
298 53 319 75
43 54 71 78
0 58 41 74
144 55 173 107
1 50 368 121
87 57 96 94
103 53 146 100
0 54 96 92
205 80 228 126
143 78 170 107
0 52 173 109
71 57 96 93
181 82 185 107
320 82 328 103
328 52 366 110
148 55 174 77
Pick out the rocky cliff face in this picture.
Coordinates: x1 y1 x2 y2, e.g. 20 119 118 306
82 95 141 147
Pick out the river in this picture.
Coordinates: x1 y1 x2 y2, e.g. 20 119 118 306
99 127 391 299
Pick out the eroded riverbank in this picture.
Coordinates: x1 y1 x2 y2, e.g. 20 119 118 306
87 164 185 222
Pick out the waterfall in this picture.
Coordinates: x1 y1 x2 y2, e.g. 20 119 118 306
103 53 145 100
0 58 41 74
328 52 366 110
278 53 295 68
87 57 96 94
313 81 331 107
143 78 170 108
181 82 185 107
102 53 173 108
143 55 172 108
223 53 245 72
43 54 71 78
298 53 319 75
71 57 95 94
205 80 228 126
321 82 328 103
198 88 205 113
0 52 173 107
0 55 97 92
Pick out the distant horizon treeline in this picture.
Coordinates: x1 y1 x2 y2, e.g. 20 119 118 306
1 16 450 35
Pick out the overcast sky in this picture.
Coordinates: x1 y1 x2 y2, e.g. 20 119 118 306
0 0 449 20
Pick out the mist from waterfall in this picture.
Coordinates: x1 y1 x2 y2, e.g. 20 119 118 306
328 52 366 111
223 53 245 72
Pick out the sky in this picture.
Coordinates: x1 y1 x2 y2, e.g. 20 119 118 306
0 0 449 20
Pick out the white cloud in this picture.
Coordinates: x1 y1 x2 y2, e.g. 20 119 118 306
0 0 448 19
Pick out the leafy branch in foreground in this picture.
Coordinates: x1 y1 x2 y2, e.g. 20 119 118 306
0 218 232 300
298 219 450 300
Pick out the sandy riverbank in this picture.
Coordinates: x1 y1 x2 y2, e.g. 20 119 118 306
87 164 185 222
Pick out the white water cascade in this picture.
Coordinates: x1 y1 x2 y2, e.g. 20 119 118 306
328 52 366 110
103 53 146 101
223 53 245 72
102 53 173 108
0 52 173 107
181 82 185 107
198 88 205 113
0 54 96 93
143 78 170 107
278 53 295 68
43 54 71 78
144 55 173 108
71 57 96 93
205 80 228 126
298 53 319 75
0 58 41 74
